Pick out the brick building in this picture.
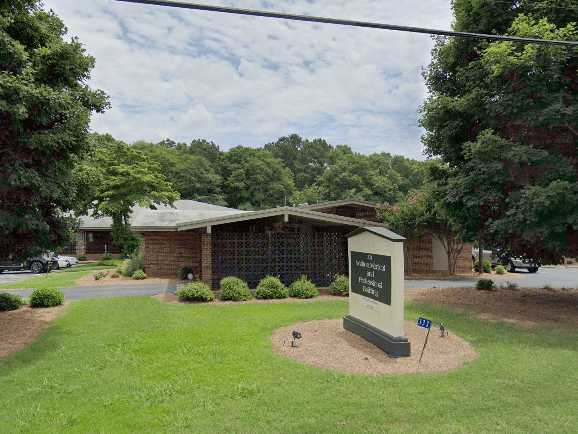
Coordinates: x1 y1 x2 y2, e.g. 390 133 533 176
75 200 472 286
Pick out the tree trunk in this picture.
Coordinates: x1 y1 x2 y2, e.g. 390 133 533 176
478 242 484 275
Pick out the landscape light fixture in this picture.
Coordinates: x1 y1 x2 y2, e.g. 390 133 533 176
291 330 302 348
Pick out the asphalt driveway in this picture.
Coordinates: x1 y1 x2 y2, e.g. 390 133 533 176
406 266 578 290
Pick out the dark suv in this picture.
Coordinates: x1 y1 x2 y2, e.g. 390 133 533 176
0 254 57 274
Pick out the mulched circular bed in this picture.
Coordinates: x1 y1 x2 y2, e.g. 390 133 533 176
272 320 478 376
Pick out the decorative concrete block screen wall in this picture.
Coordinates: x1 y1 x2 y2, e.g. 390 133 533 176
211 232 348 289
142 232 202 279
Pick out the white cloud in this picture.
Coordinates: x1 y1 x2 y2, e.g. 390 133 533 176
43 0 453 159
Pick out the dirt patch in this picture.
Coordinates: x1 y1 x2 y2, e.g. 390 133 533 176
76 272 170 286
409 287 578 328
272 319 477 375
154 292 342 305
0 304 67 358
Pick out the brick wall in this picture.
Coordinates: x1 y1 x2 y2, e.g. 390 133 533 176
142 231 201 278
405 233 434 275
455 243 474 274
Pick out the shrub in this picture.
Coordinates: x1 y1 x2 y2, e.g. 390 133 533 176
255 276 288 299
476 278 495 291
220 277 252 301
495 265 506 275
132 270 147 280
102 252 113 261
97 259 116 266
122 254 144 277
179 266 195 281
329 275 349 296
177 282 214 303
29 288 64 308
111 273 120 279
0 293 25 312
288 276 319 299
78 255 87 261
94 271 108 281
473 260 492 273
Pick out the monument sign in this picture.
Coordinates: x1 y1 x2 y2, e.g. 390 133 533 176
343 227 410 357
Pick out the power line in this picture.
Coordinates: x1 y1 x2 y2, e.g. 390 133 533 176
116 0 578 47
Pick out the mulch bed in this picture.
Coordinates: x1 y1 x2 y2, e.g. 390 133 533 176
409 287 578 329
76 272 171 286
0 304 67 359
272 319 477 376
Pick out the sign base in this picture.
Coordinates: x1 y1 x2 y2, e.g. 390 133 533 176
343 315 410 358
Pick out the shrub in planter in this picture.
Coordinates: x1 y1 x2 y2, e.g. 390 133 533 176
495 265 506 275
255 276 288 300
179 266 195 281
220 277 252 301
288 276 319 299
122 254 144 277
476 278 495 291
177 282 214 303
29 288 64 308
473 260 492 273
132 270 147 280
0 293 25 311
329 275 349 296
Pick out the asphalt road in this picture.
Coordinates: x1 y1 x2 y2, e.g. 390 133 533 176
1 266 575 300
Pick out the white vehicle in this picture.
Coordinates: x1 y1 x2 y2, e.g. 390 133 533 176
60 256 79 266
54 256 71 269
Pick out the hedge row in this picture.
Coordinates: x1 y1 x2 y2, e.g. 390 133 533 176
176 275 349 304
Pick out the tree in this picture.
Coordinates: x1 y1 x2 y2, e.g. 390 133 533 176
75 134 179 255
421 2 578 262
382 189 465 275
0 0 108 259
133 140 226 205
221 146 295 209
265 134 333 189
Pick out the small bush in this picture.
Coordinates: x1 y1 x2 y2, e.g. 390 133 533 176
78 255 87 261
474 260 492 273
255 276 288 299
132 270 147 280
288 276 319 299
123 254 144 277
29 288 64 308
97 259 116 266
476 278 495 291
495 265 506 275
94 271 108 281
0 293 25 312
177 282 214 303
329 275 349 296
111 273 120 279
102 253 113 261
220 277 252 301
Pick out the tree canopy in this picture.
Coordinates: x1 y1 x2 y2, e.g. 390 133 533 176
0 0 108 258
421 0 578 262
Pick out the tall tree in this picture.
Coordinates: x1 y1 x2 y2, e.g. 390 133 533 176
75 134 179 255
0 0 108 258
221 146 295 209
133 140 226 205
265 134 333 189
421 1 578 262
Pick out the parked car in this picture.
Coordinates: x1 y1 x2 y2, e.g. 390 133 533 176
61 256 79 266
0 253 58 274
497 252 540 273
54 256 71 269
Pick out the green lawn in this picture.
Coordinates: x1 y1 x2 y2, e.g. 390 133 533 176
1 298 577 433
0 263 119 290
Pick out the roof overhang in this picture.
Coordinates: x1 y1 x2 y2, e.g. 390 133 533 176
300 200 387 211
177 207 388 231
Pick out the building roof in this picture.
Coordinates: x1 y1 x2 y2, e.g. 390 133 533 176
347 227 405 242
177 207 388 231
299 200 388 211
78 200 247 231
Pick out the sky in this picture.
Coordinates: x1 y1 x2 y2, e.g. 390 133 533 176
43 0 453 159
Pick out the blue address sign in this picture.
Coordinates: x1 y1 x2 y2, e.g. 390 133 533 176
417 317 432 329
